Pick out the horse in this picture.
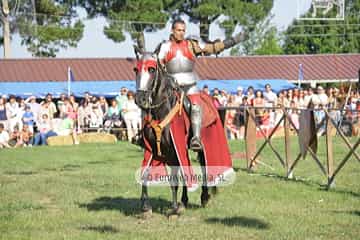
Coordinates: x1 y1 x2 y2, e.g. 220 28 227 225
133 47 214 216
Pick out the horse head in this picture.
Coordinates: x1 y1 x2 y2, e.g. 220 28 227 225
133 47 177 110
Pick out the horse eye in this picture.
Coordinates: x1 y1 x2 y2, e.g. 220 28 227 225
148 67 156 74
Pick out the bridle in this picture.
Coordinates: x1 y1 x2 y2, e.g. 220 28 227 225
135 56 176 110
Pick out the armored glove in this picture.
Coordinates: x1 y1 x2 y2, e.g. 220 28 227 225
223 31 248 49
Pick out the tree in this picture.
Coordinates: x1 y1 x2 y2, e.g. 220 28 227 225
231 15 283 55
283 0 360 54
167 0 274 42
78 0 169 43
0 0 84 57
78 0 273 48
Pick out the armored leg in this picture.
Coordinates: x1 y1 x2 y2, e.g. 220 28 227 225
190 104 203 152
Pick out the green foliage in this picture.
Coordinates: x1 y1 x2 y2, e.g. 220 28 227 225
169 0 274 42
19 0 84 57
254 27 283 55
78 0 273 47
0 0 84 57
232 16 283 56
78 0 169 43
283 0 360 54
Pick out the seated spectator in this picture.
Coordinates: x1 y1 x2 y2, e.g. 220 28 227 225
88 96 103 128
8 125 21 147
22 105 35 133
99 96 108 117
0 123 11 148
16 125 33 147
33 114 57 146
104 99 122 132
53 116 79 144
77 99 92 132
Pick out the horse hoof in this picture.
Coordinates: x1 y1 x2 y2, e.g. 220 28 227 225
201 195 211 208
141 208 152 218
177 203 186 214
168 214 179 221
166 205 184 218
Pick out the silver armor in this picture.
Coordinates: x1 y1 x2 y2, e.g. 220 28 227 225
158 40 203 151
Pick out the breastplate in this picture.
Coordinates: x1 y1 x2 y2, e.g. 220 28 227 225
165 40 197 86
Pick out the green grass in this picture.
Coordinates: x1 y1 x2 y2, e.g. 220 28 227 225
0 137 359 240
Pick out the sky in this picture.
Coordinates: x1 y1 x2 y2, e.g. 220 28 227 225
2 0 313 59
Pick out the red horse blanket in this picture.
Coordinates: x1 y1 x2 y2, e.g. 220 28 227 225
141 92 233 192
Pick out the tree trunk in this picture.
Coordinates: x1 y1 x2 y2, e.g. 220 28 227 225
199 18 210 42
2 0 11 58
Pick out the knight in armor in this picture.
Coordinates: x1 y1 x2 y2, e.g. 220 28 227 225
157 19 247 152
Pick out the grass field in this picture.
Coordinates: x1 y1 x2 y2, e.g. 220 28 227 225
0 137 359 240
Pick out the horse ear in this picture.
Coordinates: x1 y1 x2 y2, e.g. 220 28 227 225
156 56 165 73
133 45 143 60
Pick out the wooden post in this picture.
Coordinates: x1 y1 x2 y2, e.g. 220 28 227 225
284 110 293 179
326 113 334 188
245 108 257 170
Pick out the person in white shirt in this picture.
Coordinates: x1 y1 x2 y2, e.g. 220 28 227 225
317 86 329 107
5 95 20 132
263 84 278 128
234 86 244 106
0 123 10 148
122 91 141 142
263 84 278 107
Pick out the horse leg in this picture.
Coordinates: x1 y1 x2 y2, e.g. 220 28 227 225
198 152 211 207
170 166 179 210
181 185 188 208
140 170 152 214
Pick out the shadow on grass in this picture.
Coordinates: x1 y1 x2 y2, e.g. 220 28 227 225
79 196 200 216
350 210 360 216
238 168 317 187
332 210 360 217
320 188 360 199
3 171 38 175
80 225 119 233
205 216 270 229
238 168 360 199
86 160 117 165
60 164 81 171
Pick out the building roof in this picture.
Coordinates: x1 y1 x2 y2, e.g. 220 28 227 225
0 54 359 82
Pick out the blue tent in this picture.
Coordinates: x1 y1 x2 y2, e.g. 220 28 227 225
0 79 294 99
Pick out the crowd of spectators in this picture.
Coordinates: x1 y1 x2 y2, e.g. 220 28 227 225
214 84 360 139
0 84 359 149
0 87 141 148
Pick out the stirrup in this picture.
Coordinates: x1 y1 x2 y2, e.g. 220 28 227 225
190 136 203 152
